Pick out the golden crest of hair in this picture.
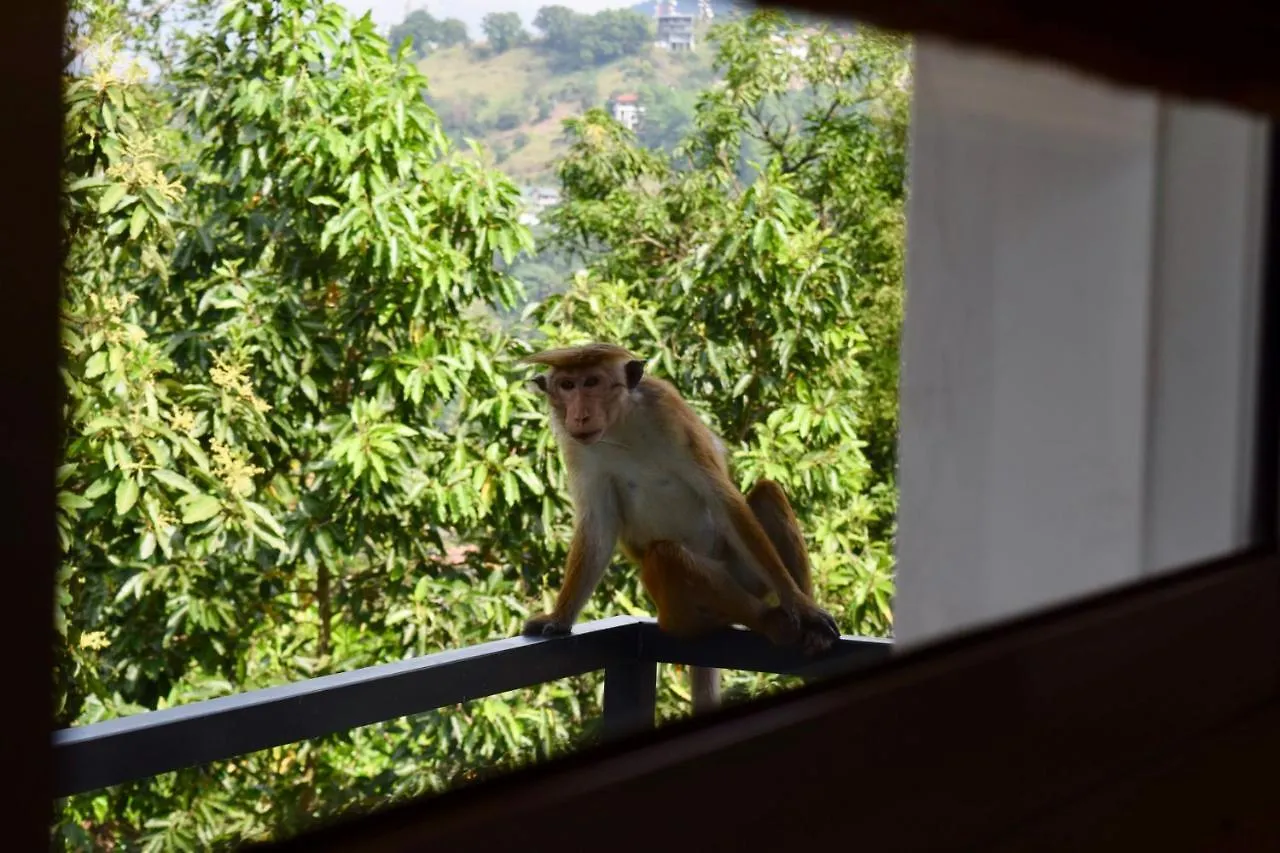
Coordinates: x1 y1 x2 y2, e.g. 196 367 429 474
519 342 639 370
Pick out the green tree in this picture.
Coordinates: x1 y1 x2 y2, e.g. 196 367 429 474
533 5 653 70
533 4 577 51
436 17 470 47
388 8 437 58
577 10 653 66
481 11 528 54
388 9 468 57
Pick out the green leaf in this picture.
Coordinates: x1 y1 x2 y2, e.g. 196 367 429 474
84 352 108 379
67 176 111 192
139 531 157 560
243 500 284 536
115 478 139 517
129 203 148 239
151 469 200 495
98 183 127 213
57 491 93 511
514 467 546 496
83 477 113 500
180 494 221 524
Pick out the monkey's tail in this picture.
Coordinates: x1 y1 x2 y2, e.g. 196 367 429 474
690 665 721 714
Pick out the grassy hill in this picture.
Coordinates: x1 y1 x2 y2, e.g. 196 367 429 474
418 37 719 185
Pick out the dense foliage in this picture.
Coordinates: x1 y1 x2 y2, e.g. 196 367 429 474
54 1 908 849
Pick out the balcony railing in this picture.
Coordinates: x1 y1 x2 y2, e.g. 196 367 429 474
52 616 892 799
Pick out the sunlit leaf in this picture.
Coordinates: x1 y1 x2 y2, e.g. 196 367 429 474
179 494 221 524
115 478 139 517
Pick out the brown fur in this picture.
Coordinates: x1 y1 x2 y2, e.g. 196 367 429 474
520 343 637 370
520 343 840 710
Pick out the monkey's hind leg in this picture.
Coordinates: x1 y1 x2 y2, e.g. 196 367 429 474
746 479 841 655
747 479 813 598
640 539 805 658
639 540 775 715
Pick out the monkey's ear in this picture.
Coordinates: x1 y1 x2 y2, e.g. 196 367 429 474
530 374 548 394
624 359 645 389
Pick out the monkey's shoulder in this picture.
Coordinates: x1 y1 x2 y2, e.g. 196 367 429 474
632 374 682 408
633 376 725 457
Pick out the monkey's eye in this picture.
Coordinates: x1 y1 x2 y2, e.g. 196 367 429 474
559 379 575 391
583 376 600 388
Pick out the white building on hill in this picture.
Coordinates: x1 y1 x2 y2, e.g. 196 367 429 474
609 93 644 131
655 2 696 52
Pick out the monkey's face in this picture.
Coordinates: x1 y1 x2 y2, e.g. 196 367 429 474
532 359 644 445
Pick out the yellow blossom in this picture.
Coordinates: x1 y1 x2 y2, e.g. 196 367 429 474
79 631 110 651
210 352 272 414
167 406 196 434
211 439 265 497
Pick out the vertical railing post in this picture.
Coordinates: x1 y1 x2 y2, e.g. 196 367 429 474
602 659 657 739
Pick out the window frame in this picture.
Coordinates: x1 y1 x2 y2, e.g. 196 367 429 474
9 2 1280 850
5 3 63 851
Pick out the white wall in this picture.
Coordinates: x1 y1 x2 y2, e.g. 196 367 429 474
1143 107 1270 571
894 39 1271 649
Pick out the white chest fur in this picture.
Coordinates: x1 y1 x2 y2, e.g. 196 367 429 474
568 421 721 557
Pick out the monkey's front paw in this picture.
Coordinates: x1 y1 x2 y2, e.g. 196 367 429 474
794 602 840 655
522 614 573 638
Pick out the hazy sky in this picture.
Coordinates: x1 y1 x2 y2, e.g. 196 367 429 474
337 0 638 39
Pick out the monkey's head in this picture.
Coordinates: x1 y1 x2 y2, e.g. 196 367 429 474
521 343 645 446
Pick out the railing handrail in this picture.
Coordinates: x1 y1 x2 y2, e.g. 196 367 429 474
52 616 892 798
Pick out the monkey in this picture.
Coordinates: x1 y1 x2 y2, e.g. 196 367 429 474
519 342 840 711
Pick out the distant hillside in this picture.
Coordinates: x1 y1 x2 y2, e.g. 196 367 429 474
419 37 719 185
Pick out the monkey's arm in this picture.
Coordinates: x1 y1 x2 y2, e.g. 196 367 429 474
523 490 620 637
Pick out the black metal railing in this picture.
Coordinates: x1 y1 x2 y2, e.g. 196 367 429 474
52 616 892 798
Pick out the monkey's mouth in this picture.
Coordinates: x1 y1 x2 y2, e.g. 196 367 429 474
570 429 603 444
